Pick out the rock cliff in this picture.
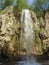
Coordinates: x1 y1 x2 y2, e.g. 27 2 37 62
0 6 49 60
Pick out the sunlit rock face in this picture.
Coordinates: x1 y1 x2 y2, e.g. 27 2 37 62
0 6 20 59
0 0 5 10
31 11 49 55
43 13 49 51
45 13 49 36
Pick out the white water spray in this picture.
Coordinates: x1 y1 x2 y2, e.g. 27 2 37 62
21 9 34 55
20 9 41 65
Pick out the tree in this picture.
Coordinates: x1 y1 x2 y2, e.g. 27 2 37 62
34 0 49 11
0 0 6 10
15 0 29 11
0 0 14 10
5 0 14 6
31 0 49 18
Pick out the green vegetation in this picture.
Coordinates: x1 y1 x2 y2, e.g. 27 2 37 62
0 7 8 14
5 0 14 7
31 0 49 18
14 0 29 11
0 0 49 15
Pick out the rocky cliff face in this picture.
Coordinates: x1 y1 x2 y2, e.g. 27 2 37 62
31 11 49 55
0 6 49 60
0 6 20 60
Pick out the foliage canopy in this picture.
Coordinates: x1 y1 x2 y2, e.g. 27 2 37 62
15 0 29 11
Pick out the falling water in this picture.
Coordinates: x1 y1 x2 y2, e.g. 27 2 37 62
21 9 34 57
19 9 41 65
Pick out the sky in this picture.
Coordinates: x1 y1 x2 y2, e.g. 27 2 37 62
13 0 34 6
28 0 34 5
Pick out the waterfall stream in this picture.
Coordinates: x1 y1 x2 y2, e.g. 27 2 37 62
19 9 41 65
21 9 34 55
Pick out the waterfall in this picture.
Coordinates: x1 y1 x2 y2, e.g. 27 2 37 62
21 9 34 55
19 9 41 65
